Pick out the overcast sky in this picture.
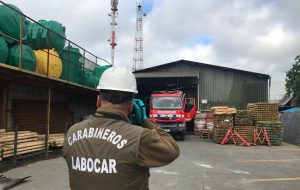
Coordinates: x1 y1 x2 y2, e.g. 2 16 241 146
3 0 300 86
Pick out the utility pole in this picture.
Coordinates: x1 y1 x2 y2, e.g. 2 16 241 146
133 2 146 70
109 0 118 66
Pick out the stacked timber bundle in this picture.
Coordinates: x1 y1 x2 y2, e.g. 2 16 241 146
212 112 234 144
257 121 283 145
213 127 231 144
247 103 279 124
235 110 253 126
211 106 237 115
213 114 234 128
38 133 65 148
0 129 5 137
0 130 45 160
233 126 254 144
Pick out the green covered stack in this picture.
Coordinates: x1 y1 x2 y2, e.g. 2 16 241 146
257 121 283 146
7 44 36 71
25 20 66 51
83 69 99 88
95 65 111 78
60 46 83 84
0 33 8 63
0 4 29 44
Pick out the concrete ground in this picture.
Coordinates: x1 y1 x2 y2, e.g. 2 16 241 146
1 135 300 190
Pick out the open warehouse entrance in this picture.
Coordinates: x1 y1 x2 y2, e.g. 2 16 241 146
135 76 198 133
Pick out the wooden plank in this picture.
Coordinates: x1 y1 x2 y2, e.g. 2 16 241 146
3 144 45 155
3 147 45 158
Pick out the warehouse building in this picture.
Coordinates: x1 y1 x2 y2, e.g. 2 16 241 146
134 59 270 111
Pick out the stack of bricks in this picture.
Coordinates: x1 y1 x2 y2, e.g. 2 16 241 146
247 103 279 124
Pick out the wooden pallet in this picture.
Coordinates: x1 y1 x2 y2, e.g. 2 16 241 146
200 129 213 139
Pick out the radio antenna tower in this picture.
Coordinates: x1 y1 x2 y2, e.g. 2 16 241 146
133 2 146 70
109 0 118 66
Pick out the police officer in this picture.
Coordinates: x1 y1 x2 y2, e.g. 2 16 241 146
63 66 180 190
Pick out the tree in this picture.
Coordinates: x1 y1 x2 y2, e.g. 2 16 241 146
285 55 300 106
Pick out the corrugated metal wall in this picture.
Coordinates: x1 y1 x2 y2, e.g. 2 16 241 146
199 67 268 110
135 61 269 110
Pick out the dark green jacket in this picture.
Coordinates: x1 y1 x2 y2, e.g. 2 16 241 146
63 108 179 190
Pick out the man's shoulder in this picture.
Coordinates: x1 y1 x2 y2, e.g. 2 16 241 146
67 117 94 135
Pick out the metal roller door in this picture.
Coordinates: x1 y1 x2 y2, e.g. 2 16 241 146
12 100 71 134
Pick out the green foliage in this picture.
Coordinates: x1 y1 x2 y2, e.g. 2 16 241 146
285 55 300 106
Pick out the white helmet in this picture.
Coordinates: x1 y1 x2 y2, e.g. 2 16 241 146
97 66 138 94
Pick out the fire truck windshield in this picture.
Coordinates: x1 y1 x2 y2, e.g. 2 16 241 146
152 97 182 110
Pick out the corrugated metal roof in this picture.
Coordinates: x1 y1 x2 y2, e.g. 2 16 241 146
133 59 270 79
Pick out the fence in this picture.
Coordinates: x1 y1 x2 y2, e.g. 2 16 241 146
280 112 300 146
0 1 110 89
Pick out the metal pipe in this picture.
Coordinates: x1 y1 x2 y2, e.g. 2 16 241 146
67 41 70 81
46 83 51 157
47 32 50 77
13 124 19 164
197 75 200 110
19 14 22 69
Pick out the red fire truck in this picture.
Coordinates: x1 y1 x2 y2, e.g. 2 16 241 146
149 91 196 140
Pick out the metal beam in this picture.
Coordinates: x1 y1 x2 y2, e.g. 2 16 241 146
134 71 199 78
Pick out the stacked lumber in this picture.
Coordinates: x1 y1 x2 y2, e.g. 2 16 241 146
247 103 279 124
211 106 237 115
0 129 5 137
0 130 45 160
235 110 253 126
38 133 65 148
0 131 39 145
213 114 233 128
213 114 233 144
1 141 45 158
234 126 254 145
257 121 283 146
213 127 231 144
